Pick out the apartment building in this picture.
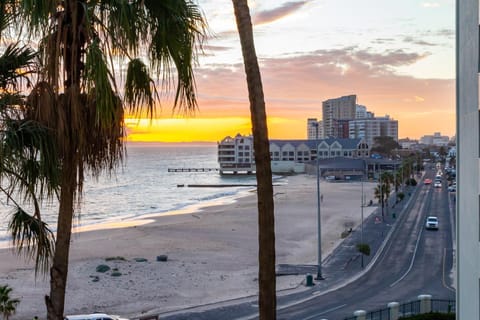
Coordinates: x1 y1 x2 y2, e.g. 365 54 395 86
419 132 450 146
322 94 357 137
307 118 323 139
348 115 398 146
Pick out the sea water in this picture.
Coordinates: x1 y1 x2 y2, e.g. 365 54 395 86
0 143 259 245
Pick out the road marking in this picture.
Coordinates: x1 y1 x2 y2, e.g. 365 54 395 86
442 247 456 292
389 222 424 287
302 304 348 320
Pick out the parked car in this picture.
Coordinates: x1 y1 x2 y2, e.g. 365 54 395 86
424 178 432 185
425 216 439 230
448 185 456 192
434 181 442 188
64 313 129 320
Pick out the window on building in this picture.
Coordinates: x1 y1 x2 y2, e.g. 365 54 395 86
289 151 294 156
239 145 243 150
245 146 250 150
274 151 279 156
283 151 288 156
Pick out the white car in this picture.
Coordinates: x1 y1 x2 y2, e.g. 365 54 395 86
425 216 439 230
64 313 129 320
434 181 442 188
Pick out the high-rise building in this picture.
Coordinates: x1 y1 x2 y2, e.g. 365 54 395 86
307 118 323 139
322 95 357 137
348 115 398 147
356 104 367 118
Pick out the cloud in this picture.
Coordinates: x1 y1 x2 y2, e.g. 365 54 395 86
253 1 309 25
192 46 454 138
422 2 440 8
403 36 438 47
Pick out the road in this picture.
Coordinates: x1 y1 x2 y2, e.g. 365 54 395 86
158 169 456 320
276 169 455 319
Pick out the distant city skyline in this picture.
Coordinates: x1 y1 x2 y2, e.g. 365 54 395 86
125 1 455 142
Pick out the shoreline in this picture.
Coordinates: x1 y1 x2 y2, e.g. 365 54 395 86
0 184 258 250
0 174 378 319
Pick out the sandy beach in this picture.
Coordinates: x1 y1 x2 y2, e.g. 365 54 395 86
0 174 377 319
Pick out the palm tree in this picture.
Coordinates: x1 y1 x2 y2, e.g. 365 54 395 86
231 1 276 319
0 285 20 320
374 172 392 219
2 2 207 319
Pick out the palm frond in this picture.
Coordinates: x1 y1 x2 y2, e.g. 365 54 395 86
8 206 55 276
0 43 37 90
0 118 60 200
125 58 157 116
97 0 142 55
142 0 206 112
16 0 56 36
0 285 20 320
84 38 117 126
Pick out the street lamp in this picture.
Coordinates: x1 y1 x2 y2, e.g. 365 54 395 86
314 122 324 280
360 160 365 268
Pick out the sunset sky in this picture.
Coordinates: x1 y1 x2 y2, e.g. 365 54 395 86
126 0 455 143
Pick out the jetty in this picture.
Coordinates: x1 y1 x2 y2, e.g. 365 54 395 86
168 168 219 173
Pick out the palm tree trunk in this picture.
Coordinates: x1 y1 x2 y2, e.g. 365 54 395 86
232 1 276 319
46 1 82 318
46 156 76 320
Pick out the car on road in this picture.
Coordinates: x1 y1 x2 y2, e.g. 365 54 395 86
448 185 456 192
424 178 432 185
434 181 442 188
425 216 439 230
64 313 129 320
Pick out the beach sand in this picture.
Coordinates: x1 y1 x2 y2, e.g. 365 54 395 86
0 174 377 319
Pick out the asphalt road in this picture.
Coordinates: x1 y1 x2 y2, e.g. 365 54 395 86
156 169 456 320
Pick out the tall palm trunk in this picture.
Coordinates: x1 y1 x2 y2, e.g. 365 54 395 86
232 1 276 319
46 1 84 318
46 156 76 320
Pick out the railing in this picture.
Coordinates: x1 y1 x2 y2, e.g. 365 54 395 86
344 298 455 320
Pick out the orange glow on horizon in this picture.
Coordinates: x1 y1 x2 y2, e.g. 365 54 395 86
125 112 455 142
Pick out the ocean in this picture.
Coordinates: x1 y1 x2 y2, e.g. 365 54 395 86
0 143 260 245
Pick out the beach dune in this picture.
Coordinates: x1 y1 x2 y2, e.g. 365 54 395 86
0 174 377 319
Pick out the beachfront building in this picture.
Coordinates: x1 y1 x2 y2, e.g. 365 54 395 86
217 134 369 174
322 94 357 137
217 134 255 174
348 115 399 146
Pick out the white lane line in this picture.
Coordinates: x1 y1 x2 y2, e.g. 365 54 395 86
389 224 424 287
442 247 456 292
303 304 348 320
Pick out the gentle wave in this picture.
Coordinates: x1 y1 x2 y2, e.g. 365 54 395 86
0 144 264 247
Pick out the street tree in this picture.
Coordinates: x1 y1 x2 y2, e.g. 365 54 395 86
374 171 393 219
3 1 207 319
232 1 276 319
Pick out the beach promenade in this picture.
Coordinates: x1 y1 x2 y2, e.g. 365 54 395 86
0 174 379 319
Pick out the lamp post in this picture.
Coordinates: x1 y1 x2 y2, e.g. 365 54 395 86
315 123 324 280
360 160 365 268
